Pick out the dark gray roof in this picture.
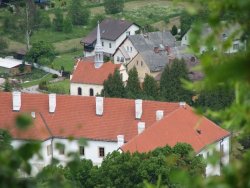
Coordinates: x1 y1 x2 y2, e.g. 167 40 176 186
82 19 136 44
128 31 176 72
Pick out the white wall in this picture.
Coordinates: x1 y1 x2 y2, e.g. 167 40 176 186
119 64 128 82
84 50 95 57
198 136 230 176
70 83 103 96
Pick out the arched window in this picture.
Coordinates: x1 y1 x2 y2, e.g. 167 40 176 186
78 87 82 95
89 88 94 96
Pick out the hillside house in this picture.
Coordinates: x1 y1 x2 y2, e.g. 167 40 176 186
0 91 230 176
181 23 246 54
81 19 139 57
71 22 128 96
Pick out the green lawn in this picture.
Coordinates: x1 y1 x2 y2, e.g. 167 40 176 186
47 79 70 94
52 50 82 72
21 73 53 88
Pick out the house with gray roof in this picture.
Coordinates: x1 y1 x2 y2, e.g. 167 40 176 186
81 19 139 57
181 23 246 54
114 31 176 82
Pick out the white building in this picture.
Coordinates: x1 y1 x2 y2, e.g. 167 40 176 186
0 92 230 177
71 22 128 96
81 19 139 57
181 23 246 54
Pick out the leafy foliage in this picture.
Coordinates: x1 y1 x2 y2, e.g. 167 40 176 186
53 9 64 32
26 41 55 64
0 37 8 51
104 0 124 14
143 74 159 100
171 25 178 36
68 0 90 26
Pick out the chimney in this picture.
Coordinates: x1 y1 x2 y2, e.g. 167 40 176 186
12 91 21 111
96 97 104 116
156 110 164 121
117 135 124 147
31 112 36 119
138 122 145 134
135 99 142 119
49 94 56 113
179 102 186 108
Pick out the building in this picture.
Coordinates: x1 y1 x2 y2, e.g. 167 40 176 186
81 19 139 57
0 92 230 176
181 23 246 54
114 31 176 82
71 22 128 96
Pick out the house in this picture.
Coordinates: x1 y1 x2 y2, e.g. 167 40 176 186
81 19 139 57
114 31 176 82
0 57 31 76
181 23 246 54
0 91 230 176
71 22 128 96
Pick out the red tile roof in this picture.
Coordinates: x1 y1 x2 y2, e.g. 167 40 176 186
121 106 230 153
71 60 121 85
0 92 180 142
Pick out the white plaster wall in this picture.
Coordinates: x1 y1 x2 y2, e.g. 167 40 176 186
84 50 95 57
123 37 138 58
119 64 128 82
198 136 230 176
181 32 189 46
70 83 103 96
102 39 116 55
114 49 125 64
52 138 120 166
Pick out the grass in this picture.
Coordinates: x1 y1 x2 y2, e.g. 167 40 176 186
52 50 82 71
53 38 83 53
47 79 70 94
21 73 53 88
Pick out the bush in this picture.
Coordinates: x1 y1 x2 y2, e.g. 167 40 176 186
171 25 178 36
104 0 124 14
39 80 48 91
0 38 8 51
52 74 58 78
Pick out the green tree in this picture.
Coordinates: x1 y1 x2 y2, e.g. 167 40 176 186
195 86 234 111
0 37 8 51
53 9 64 32
160 59 193 103
3 78 12 92
26 41 55 64
63 18 73 33
104 0 124 14
143 74 158 100
126 67 142 99
102 68 126 98
171 25 178 36
0 129 12 151
68 0 90 26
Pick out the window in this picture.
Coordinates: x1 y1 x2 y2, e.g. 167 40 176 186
126 31 130 36
109 43 112 48
79 146 85 156
78 87 82 95
99 147 105 157
233 43 239 50
127 46 129 51
102 42 104 46
47 144 52 156
117 56 120 62
89 88 94 96
136 61 139 66
220 143 224 157
141 61 143 66
121 57 124 62
59 146 65 155
130 47 132 52
207 151 210 158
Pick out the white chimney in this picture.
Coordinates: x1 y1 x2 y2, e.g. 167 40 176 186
96 97 104 116
179 102 186 108
138 122 145 134
31 112 36 119
156 110 164 121
135 99 142 119
12 91 21 111
49 94 56 113
117 135 124 147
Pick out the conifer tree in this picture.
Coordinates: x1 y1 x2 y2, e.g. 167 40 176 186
126 67 141 99
143 74 158 100
101 69 126 98
160 59 193 103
